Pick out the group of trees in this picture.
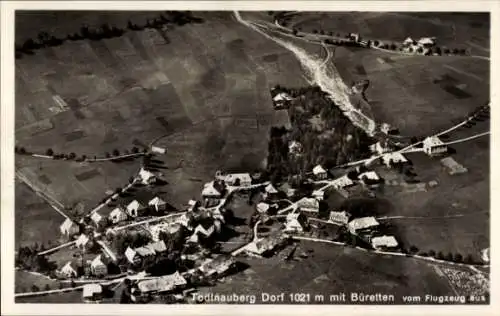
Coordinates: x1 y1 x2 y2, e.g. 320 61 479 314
15 244 57 274
16 11 204 59
15 145 145 162
402 245 479 264
266 85 373 183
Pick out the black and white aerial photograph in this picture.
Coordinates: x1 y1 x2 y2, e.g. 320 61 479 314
3 1 493 310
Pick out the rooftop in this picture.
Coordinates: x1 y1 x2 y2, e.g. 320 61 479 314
371 235 398 248
348 217 380 231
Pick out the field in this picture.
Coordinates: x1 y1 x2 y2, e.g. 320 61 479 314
15 11 306 217
199 240 470 304
287 12 490 53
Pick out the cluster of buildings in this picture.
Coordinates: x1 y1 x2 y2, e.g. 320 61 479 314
401 36 437 54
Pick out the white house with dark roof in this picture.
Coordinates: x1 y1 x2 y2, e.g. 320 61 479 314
284 212 308 233
126 200 143 217
148 196 167 212
382 152 408 168
312 165 328 180
60 218 79 237
348 217 379 234
329 211 351 225
90 211 105 227
202 181 223 198
262 183 279 200
109 206 128 224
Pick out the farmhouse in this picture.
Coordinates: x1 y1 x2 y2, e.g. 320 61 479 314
90 255 108 277
371 235 399 250
423 136 447 156
82 284 103 303
296 197 320 214
332 175 354 189
312 164 328 180
126 200 143 218
109 207 128 224
125 247 141 265
312 190 325 201
198 255 236 278
60 218 79 237
262 183 279 200
187 199 200 212
402 37 416 46
137 271 187 294
382 152 408 168
202 181 223 198
150 223 181 242
288 140 303 155
148 196 167 212
244 233 288 257
348 217 380 234
329 211 351 225
151 146 166 154
358 171 381 186
279 183 296 198
417 37 436 48
60 261 78 278
216 171 252 187
284 212 308 233
75 234 90 251
177 213 195 230
139 168 157 185
272 92 293 109
187 223 215 243
90 211 106 227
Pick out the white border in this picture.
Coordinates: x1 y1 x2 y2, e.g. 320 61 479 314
1 1 498 315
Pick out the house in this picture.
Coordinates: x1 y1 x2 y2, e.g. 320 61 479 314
348 32 360 42
371 235 399 250
348 217 379 234
380 123 398 135
188 224 215 243
109 207 128 224
417 37 436 48
423 136 447 156
262 183 279 200
312 190 325 201
288 141 303 155
75 234 90 251
177 213 195 230
279 183 296 198
90 211 105 227
284 212 308 233
402 37 415 46
256 202 271 214
296 197 320 214
369 141 390 155
90 255 108 277
60 261 78 278
151 146 166 154
382 152 408 168
126 200 143 218
137 271 187 294
198 255 236 278
202 181 223 198
329 211 351 225
124 247 141 265
139 167 156 185
332 175 354 189
148 196 167 212
358 171 381 185
272 92 293 109
215 171 252 187
312 164 328 180
150 223 182 242
244 233 288 257
187 199 200 212
146 240 167 253
135 245 156 258
82 284 103 303
60 218 79 237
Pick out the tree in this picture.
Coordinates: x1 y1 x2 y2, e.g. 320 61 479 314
436 251 444 259
434 47 442 56
409 245 419 254
132 147 139 154
19 147 26 154
68 152 76 160
454 253 463 262
390 44 397 50
46 148 54 156
312 29 318 34
44 284 51 291
417 47 424 54
429 250 436 257
408 47 414 53
112 149 120 156
59 283 64 289
31 285 40 292
292 29 298 36
373 40 379 47
319 30 325 35
81 154 87 161
445 252 453 261
465 254 474 264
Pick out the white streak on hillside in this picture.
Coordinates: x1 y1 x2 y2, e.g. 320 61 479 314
234 11 377 136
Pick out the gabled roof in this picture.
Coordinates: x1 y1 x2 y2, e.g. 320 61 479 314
194 224 215 237
90 211 103 224
312 164 327 175
332 175 354 188
198 255 235 275
423 136 445 147
149 196 166 206
61 261 76 274
60 218 76 233
371 235 398 248
135 246 156 257
91 254 105 267
418 37 435 45
127 200 142 211
124 247 137 263
382 152 408 165
329 211 350 224
297 197 319 209
264 183 278 194
312 190 324 197
137 271 187 293
348 217 379 231
202 181 222 197
75 234 90 247
110 207 126 217
223 173 252 184
358 171 380 181
273 92 293 102
139 168 156 181
256 202 270 213
146 240 167 253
